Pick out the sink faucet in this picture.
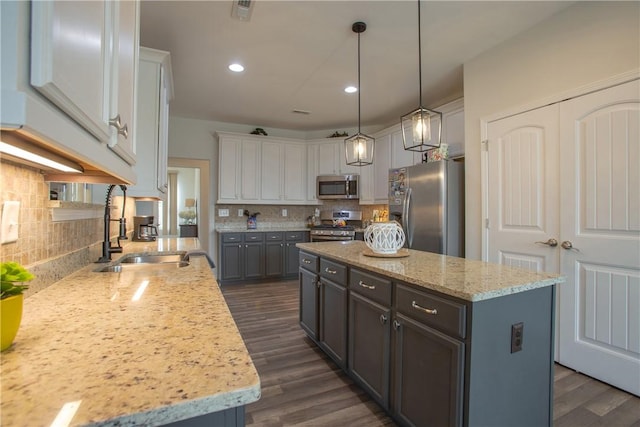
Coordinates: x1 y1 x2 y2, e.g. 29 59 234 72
97 185 128 263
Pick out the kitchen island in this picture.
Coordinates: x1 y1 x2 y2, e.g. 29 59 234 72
297 241 564 427
1 238 260 426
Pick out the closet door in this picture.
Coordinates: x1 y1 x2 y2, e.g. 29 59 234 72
558 79 640 396
486 104 560 274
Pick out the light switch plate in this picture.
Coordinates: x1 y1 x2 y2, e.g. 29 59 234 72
238 209 244 217
218 209 229 217
1 201 20 244
282 209 288 217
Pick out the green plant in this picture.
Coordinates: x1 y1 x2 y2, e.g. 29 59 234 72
1 262 34 299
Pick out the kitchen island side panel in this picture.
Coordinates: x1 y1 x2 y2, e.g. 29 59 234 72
465 286 555 427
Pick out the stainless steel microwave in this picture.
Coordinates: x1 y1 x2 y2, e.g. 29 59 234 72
317 174 359 200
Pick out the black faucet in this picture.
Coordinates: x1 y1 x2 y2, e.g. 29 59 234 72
97 185 128 263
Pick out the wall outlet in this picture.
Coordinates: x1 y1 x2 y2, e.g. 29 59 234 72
238 209 244 217
511 322 524 353
218 209 229 217
1 201 20 244
282 209 288 217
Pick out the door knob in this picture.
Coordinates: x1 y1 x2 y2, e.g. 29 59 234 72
561 241 579 251
535 238 558 247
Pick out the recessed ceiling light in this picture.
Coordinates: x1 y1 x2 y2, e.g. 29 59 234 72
229 63 244 72
344 86 357 93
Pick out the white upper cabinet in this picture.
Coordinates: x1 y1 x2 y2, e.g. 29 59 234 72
217 132 308 205
315 138 360 176
218 135 242 202
30 1 112 143
108 1 139 164
0 1 138 183
127 47 173 199
283 143 306 203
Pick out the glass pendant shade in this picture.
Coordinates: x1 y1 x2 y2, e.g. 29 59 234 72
345 21 374 167
401 106 442 152
401 0 442 153
345 132 374 166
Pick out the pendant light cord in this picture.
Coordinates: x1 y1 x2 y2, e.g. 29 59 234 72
357 29 362 134
417 0 422 108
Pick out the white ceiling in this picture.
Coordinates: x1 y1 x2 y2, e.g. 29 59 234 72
139 1 573 132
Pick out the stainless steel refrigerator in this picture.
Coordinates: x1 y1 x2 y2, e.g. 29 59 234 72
389 161 464 256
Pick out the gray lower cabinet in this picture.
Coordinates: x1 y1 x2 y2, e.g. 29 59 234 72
265 232 285 277
299 266 318 339
393 313 464 427
318 258 348 369
299 255 555 427
220 232 264 282
348 269 393 409
219 231 308 284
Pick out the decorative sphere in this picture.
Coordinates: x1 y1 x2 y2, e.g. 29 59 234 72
364 221 406 254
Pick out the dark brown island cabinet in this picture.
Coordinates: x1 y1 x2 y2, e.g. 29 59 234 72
219 231 308 284
298 248 558 427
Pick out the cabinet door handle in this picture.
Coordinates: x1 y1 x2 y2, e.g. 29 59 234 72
359 280 375 290
393 319 401 330
412 301 438 315
109 114 129 138
109 114 122 130
118 123 129 139
324 267 337 274
238 244 242 248
302 259 312 264
380 314 388 325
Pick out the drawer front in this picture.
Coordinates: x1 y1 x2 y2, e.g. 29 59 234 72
299 251 318 272
222 233 243 243
349 269 392 306
244 232 264 242
285 231 306 242
266 232 284 241
396 284 466 339
320 258 347 285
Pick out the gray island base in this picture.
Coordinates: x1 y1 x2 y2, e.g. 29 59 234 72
297 241 564 427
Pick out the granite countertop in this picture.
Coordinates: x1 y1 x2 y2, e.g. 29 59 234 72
297 241 564 302
0 238 260 426
216 223 310 233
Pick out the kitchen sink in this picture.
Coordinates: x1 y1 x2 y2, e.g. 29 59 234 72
119 253 188 264
94 251 190 272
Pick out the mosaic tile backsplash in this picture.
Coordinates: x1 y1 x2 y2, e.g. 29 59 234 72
0 160 136 297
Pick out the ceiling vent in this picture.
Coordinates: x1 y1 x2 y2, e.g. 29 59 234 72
231 0 254 21
292 109 311 115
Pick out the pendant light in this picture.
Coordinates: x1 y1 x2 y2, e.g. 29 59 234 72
345 21 374 167
400 0 442 153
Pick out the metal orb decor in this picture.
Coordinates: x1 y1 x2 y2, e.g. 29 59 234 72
364 221 406 254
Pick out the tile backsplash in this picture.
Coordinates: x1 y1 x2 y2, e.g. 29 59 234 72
0 160 135 297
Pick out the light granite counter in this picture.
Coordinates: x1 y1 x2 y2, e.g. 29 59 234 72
0 238 260 426
297 241 564 301
215 223 310 233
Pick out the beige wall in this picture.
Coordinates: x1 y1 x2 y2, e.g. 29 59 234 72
463 1 640 260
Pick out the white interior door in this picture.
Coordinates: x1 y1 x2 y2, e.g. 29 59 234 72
558 79 640 396
486 104 560 274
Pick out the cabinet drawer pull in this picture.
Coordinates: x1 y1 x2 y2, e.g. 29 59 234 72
380 314 388 325
412 301 438 315
358 281 375 290
324 267 337 274
302 259 312 264
393 319 401 330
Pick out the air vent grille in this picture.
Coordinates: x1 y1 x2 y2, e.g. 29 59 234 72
292 109 311 115
231 0 254 21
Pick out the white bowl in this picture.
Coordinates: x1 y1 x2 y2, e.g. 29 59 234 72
364 221 406 254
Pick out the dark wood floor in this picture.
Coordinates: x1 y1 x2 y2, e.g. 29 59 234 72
221 280 640 427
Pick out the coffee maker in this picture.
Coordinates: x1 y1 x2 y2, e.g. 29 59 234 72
132 216 158 241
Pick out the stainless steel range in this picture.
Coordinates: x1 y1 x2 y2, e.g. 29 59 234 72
310 210 362 242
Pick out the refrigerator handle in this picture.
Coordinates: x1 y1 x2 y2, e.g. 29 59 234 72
403 187 412 247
